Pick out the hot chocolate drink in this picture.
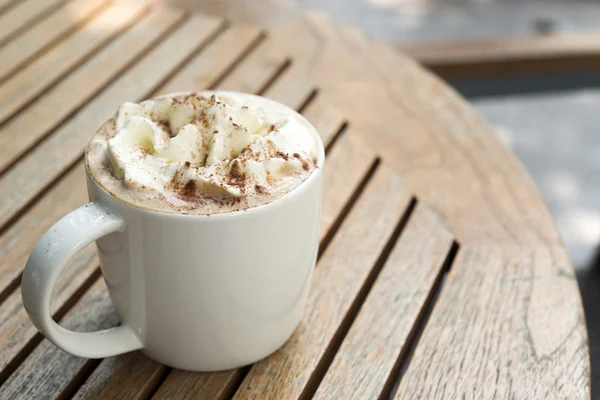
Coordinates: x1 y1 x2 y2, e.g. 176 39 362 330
86 91 321 215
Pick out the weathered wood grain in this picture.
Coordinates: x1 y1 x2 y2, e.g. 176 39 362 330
313 202 454 400
261 61 313 111
318 131 374 238
0 14 223 228
155 24 261 95
394 246 589 400
0 163 87 296
169 6 587 395
0 2 589 398
0 165 98 377
0 1 149 125
301 94 345 146
217 37 287 95
0 247 97 382
72 352 166 400
0 0 108 83
154 369 245 400
233 164 411 399
0 6 184 173
0 0 66 46
1 278 115 399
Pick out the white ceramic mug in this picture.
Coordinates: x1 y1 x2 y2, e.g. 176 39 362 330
21 103 324 371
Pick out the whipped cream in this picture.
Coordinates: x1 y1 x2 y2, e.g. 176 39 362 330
86 91 322 214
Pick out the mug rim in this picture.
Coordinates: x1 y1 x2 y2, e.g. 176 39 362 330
85 90 325 219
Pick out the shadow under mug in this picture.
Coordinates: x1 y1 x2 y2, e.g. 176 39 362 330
21 108 324 372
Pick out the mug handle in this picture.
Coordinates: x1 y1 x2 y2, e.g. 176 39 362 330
21 202 143 358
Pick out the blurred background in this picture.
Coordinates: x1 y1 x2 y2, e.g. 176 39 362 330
286 0 600 394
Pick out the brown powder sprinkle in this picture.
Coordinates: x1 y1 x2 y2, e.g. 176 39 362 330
275 151 289 161
89 92 320 216
183 180 196 197
255 184 267 194
227 161 248 191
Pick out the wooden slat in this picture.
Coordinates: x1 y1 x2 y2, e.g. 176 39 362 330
0 0 65 46
1 278 115 399
233 164 411 399
261 62 312 110
301 94 346 146
154 369 244 400
217 37 287 94
72 352 167 400
0 6 185 173
0 14 223 229
0 0 108 83
313 202 454 399
393 247 588 399
319 132 374 238
155 24 262 95
0 1 149 125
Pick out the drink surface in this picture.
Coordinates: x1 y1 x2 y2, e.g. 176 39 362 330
86 91 321 215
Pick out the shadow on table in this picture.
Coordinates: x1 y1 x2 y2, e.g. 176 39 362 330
577 246 600 400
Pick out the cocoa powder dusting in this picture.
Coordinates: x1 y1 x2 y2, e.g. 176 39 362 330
227 161 247 191
89 92 318 216
275 151 289 161
183 179 196 197
255 184 267 194
155 119 173 137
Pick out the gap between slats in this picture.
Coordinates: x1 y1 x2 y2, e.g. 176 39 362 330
0 0 22 17
383 241 460 400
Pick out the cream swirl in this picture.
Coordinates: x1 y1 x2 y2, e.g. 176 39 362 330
87 91 321 213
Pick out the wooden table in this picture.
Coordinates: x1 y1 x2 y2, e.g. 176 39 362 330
0 0 590 398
